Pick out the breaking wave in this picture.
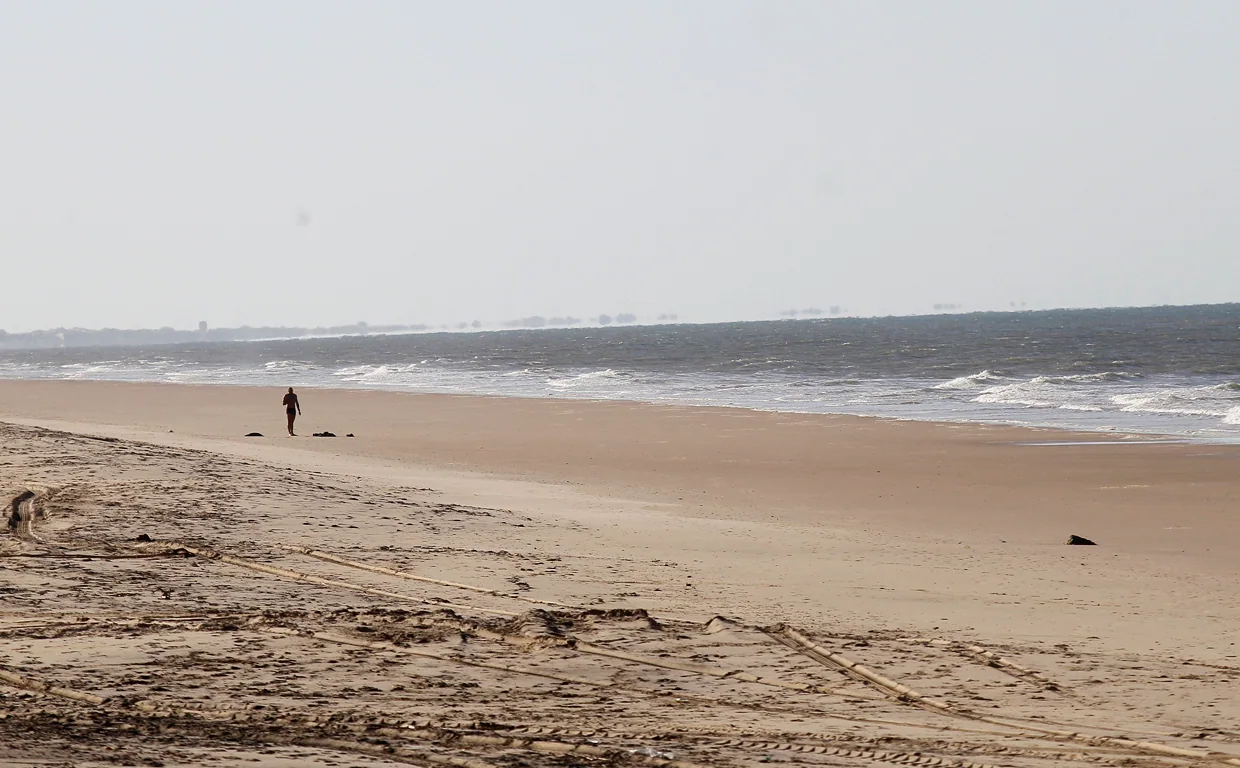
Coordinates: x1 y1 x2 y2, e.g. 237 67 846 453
3 305 1240 439
932 370 1006 390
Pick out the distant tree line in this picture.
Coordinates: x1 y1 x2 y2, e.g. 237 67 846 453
0 322 428 350
0 312 681 350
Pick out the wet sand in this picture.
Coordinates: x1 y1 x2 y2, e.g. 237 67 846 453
1 380 1238 766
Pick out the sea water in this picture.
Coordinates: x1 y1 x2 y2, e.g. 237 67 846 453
2 305 1239 440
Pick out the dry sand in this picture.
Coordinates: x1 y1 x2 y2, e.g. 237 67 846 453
1 380 1237 767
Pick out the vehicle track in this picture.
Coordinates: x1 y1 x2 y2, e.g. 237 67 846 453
8 606 1226 768
0 606 1077 749
0 683 1191 768
0 664 714 768
3 621 1222 768
254 613 1232 761
141 540 522 617
771 626 1240 767
0 666 1044 768
138 538 887 699
284 544 584 611
262 545 1231 757
898 637 1067 693
19 512 1239 767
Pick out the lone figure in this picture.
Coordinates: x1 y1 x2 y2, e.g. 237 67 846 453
282 388 301 436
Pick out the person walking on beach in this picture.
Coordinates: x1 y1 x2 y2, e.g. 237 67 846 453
283 387 301 436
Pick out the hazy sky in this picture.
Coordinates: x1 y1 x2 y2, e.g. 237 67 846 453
2 1 1238 332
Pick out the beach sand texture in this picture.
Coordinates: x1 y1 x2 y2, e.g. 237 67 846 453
1 381 1238 766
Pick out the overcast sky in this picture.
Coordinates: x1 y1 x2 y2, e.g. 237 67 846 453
2 1 1237 332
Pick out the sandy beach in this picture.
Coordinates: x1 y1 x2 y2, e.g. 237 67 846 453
2 380 1238 767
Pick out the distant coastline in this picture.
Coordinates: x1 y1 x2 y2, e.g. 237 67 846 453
0 312 664 351
0 321 428 351
2 301 1236 352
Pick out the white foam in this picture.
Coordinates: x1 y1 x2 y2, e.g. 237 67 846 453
974 378 1064 408
547 369 620 388
1049 372 1141 384
4 351 1240 438
971 372 1158 412
933 370 1005 390
262 360 312 372
1112 389 1238 418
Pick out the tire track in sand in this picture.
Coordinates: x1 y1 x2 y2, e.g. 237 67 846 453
0 664 718 768
143 539 879 699
127 536 1240 766
0 662 1039 768
770 625 1240 767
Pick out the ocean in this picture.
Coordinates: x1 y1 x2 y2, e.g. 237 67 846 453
3 304 1239 440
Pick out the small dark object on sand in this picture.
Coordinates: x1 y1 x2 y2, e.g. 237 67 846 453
244 432 263 437
1066 534 1097 545
313 431 337 438
136 533 152 542
346 433 355 437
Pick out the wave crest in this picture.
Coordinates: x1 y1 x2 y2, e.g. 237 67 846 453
933 370 1005 390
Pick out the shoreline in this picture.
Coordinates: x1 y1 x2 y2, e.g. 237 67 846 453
2 370 1236 443
0 373 1224 440
2 378 1237 551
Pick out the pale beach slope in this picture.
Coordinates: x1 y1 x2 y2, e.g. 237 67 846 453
1 379 1237 766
